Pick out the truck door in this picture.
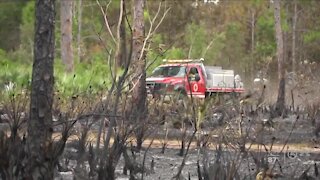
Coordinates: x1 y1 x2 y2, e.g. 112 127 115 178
186 66 206 98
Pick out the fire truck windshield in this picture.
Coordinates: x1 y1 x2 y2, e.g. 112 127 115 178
151 66 186 77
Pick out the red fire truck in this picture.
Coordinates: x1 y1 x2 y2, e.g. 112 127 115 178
146 58 245 99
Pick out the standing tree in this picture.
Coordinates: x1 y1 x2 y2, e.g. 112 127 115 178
291 0 298 73
116 0 127 68
131 0 147 150
26 0 55 178
273 0 286 116
77 0 83 62
61 0 74 72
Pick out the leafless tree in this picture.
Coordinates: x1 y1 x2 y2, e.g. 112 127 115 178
291 0 298 73
131 0 147 151
273 0 286 116
61 0 74 72
89 0 171 178
77 0 83 62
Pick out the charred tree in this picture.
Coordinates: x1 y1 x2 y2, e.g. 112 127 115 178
25 0 55 179
61 0 74 72
273 0 286 116
131 0 147 151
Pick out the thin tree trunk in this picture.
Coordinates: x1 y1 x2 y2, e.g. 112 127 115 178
25 0 55 178
251 9 255 53
283 3 289 68
273 0 286 116
132 0 147 151
116 0 127 68
251 8 255 80
61 0 74 72
77 0 82 62
292 0 297 73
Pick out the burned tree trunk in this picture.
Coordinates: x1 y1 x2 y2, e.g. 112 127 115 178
25 0 55 179
61 0 74 72
273 0 286 116
131 0 147 151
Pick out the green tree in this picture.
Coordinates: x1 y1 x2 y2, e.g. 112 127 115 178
299 1 320 63
19 1 35 62
223 22 246 69
185 22 207 59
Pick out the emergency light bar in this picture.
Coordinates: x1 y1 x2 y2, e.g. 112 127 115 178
162 58 204 63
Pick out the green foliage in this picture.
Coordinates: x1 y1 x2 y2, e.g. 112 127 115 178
203 32 226 65
281 11 290 33
16 1 35 63
76 1 116 61
54 54 112 97
0 49 31 88
145 34 164 74
221 22 246 68
250 0 263 7
146 52 162 75
0 49 112 97
146 33 186 74
146 46 185 75
152 33 163 45
165 47 185 59
0 2 25 51
255 9 276 57
185 22 207 58
144 10 150 20
21 1 35 25
302 30 320 62
303 30 320 43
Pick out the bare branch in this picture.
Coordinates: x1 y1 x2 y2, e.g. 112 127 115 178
138 3 171 62
202 35 218 58
116 0 124 44
96 0 117 44
145 40 175 70
151 7 171 38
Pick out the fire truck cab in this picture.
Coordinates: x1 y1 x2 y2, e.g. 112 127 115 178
146 58 244 99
